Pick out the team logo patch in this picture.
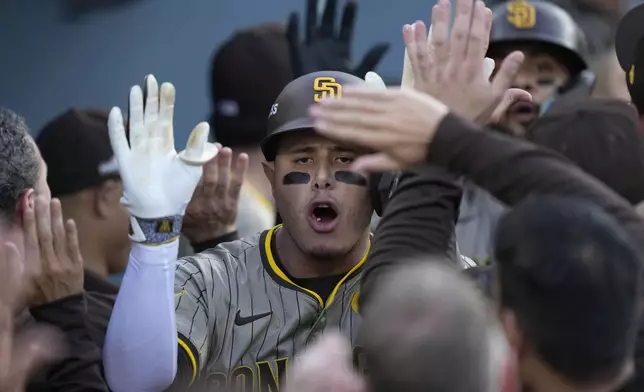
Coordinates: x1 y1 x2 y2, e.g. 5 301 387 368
313 77 342 102
507 0 536 29
157 219 173 234
629 65 636 86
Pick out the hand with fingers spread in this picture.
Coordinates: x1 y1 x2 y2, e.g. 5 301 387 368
29 196 84 306
287 0 389 78
0 242 61 392
403 0 530 124
182 145 249 244
108 74 216 245
310 87 449 172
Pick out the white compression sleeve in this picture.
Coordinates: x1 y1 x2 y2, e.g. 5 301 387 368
103 241 178 392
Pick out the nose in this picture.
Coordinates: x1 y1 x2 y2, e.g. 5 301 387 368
512 70 536 93
312 163 335 191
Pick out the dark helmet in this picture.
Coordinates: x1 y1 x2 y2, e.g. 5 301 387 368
487 0 588 75
261 71 365 161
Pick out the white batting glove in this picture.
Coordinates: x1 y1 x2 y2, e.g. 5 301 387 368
108 75 218 245
364 71 387 90
401 24 496 88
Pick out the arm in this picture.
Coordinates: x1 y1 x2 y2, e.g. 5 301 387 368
360 167 463 308
103 74 215 392
427 114 644 391
427 114 644 242
191 231 239 254
103 242 180 392
30 294 110 392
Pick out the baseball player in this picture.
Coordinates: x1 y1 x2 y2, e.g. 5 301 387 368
103 71 382 392
456 0 595 264
486 0 592 137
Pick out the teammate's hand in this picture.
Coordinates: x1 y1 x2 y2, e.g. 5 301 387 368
403 0 529 125
310 87 449 172
286 0 389 78
0 241 61 392
284 332 366 392
29 197 84 307
401 22 495 89
182 145 249 244
108 75 214 244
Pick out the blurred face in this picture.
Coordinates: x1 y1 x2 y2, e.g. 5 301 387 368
9 141 51 252
491 45 571 137
266 132 373 259
102 180 131 274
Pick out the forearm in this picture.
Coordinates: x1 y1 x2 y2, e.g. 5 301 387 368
191 231 239 254
30 294 110 392
361 167 462 308
427 114 644 244
103 241 179 392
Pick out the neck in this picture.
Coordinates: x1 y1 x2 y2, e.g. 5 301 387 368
275 227 370 278
233 146 273 202
522 356 610 392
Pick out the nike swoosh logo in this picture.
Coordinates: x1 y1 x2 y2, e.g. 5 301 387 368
234 310 272 326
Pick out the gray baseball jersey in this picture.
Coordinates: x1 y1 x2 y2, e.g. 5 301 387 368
174 225 367 391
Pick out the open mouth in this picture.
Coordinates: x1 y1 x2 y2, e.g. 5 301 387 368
308 201 340 233
508 101 539 125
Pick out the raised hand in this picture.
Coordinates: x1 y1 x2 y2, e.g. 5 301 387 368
108 75 216 245
403 0 530 124
310 88 449 172
287 0 389 78
29 196 84 306
0 241 61 392
182 145 249 244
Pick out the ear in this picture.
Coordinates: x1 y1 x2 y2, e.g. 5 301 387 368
18 188 35 219
95 180 122 219
262 161 275 190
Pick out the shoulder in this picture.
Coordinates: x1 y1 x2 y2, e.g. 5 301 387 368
176 230 268 275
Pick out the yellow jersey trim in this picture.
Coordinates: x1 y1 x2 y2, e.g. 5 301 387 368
263 224 370 308
177 338 198 385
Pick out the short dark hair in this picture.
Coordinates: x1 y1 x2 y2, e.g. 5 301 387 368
0 108 40 223
494 197 641 385
361 262 502 392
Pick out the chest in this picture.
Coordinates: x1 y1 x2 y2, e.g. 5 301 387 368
203 276 362 391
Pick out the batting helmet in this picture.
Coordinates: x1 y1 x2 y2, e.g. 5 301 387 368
262 71 366 161
487 0 588 75
261 71 399 216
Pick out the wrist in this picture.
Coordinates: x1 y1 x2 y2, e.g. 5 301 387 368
191 231 239 253
185 224 237 244
130 215 183 245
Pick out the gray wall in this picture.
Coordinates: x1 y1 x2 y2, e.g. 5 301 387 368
0 0 435 146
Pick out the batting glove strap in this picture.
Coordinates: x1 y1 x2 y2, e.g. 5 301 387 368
129 215 183 245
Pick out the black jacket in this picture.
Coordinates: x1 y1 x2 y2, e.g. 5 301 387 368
26 270 117 392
